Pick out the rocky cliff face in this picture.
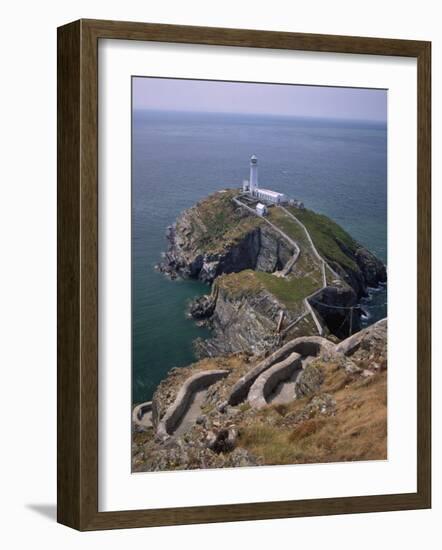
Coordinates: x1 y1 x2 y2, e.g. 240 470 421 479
311 281 361 339
309 244 386 338
160 217 293 283
354 247 387 289
194 278 292 357
326 246 387 299
191 269 320 358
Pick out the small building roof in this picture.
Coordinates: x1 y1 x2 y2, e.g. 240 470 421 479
256 188 285 198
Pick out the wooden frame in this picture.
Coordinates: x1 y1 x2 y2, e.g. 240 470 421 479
57 18 431 531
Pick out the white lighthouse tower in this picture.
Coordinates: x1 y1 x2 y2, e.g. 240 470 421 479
244 154 288 205
249 154 258 195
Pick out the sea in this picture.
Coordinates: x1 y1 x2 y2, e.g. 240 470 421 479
132 110 387 403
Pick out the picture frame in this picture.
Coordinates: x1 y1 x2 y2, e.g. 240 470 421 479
57 18 431 531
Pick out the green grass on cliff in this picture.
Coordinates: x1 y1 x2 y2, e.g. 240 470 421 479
216 270 263 299
191 190 262 252
217 269 317 310
188 191 360 275
266 207 323 283
255 272 318 307
287 207 359 271
267 207 306 243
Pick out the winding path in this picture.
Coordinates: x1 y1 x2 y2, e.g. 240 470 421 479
155 369 229 440
279 206 341 281
228 335 334 406
132 401 153 429
265 365 301 405
266 355 316 405
246 337 335 409
137 321 387 436
233 196 340 336
172 388 208 438
232 196 300 275
277 206 351 336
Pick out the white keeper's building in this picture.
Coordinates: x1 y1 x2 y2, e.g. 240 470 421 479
256 202 268 216
242 155 287 204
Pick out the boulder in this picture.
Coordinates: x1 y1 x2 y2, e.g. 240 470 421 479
206 428 238 454
294 363 324 398
355 247 387 288
188 294 216 319
308 393 336 416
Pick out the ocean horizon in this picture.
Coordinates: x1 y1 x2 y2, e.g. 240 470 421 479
133 108 387 127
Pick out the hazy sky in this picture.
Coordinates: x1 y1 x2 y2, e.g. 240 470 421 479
133 77 387 122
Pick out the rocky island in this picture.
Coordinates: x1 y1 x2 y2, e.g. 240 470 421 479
132 186 388 472
160 189 386 349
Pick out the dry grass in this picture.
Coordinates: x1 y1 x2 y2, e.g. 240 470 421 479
237 361 387 465
288 418 327 443
239 425 304 464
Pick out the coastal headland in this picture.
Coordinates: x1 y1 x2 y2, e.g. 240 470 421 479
132 188 387 471
160 189 386 347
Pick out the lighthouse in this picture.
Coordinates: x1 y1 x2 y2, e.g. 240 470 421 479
244 154 288 205
249 154 258 194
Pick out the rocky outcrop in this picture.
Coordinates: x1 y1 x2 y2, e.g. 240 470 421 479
309 280 360 339
132 436 261 472
294 364 325 398
161 224 294 283
193 281 293 358
336 317 387 357
355 247 387 289
187 293 216 320
206 427 238 454
256 225 293 272
159 193 293 283
325 244 387 298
